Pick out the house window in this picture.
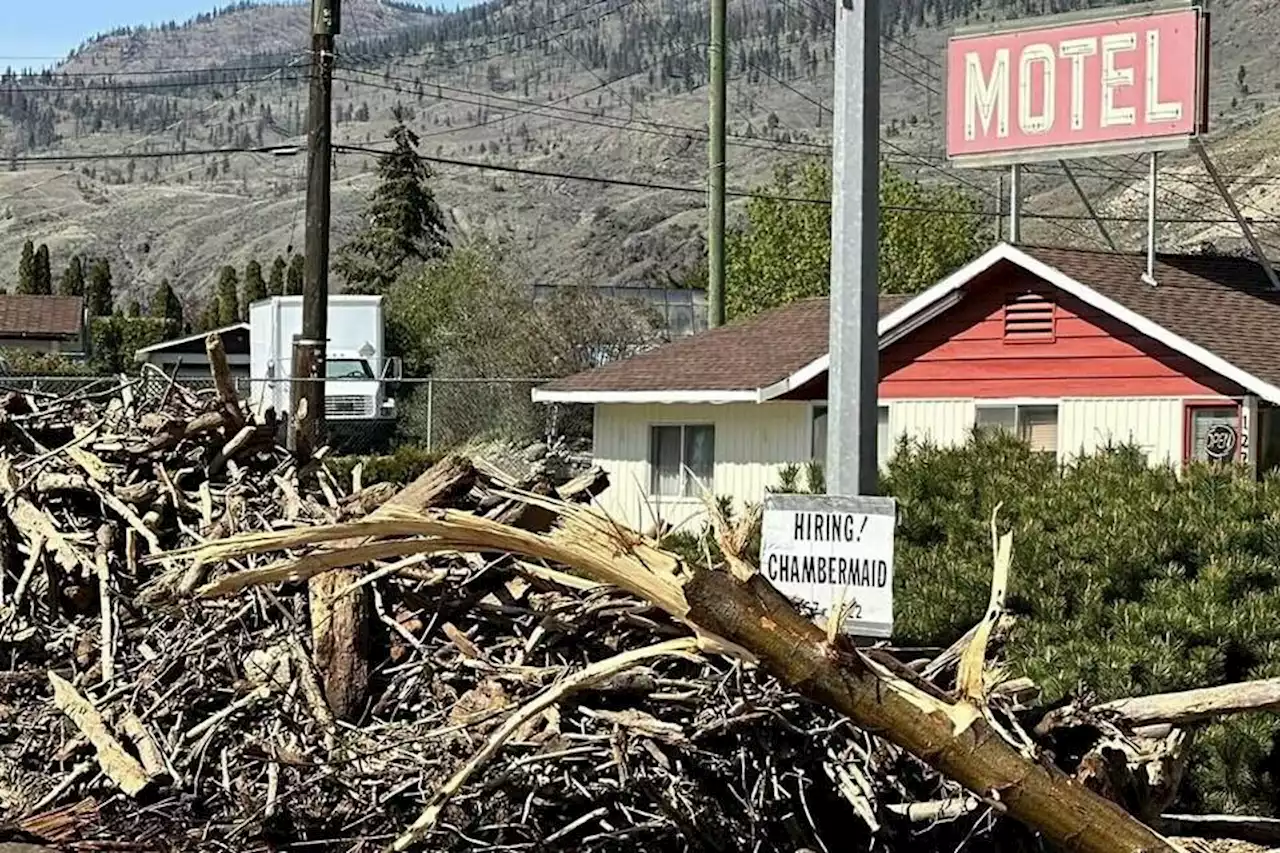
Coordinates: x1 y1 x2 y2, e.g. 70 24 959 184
1003 291 1056 342
1186 405 1240 463
649 425 715 497
811 405 890 469
976 404 1059 453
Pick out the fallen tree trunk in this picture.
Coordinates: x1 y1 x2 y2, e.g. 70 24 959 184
1036 677 1280 735
1159 813 1280 845
171 499 1184 853
307 455 478 720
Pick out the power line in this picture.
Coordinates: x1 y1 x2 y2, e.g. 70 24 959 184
4 144 301 164
332 142 1280 225
333 68 828 155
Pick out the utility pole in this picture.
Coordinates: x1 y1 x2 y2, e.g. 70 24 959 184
707 0 727 328
825 0 880 497
290 0 339 459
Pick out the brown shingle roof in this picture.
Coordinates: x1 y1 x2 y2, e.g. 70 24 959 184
540 294 911 394
1020 245 1280 388
0 295 84 339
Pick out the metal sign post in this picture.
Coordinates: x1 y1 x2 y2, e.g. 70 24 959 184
826 0 880 498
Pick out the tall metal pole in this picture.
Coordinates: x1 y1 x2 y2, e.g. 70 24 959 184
707 0 728 328
290 0 339 458
1144 151 1158 286
825 0 879 497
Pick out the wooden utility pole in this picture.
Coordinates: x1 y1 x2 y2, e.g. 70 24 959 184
289 0 339 458
707 0 727 328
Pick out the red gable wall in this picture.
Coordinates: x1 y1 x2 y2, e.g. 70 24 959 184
878 267 1244 400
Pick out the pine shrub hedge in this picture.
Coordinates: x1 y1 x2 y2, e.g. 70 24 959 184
670 431 1280 814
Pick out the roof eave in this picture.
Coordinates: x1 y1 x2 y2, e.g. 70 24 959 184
530 388 761 404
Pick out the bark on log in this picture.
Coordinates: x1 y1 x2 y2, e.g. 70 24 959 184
1036 677 1280 734
307 455 477 721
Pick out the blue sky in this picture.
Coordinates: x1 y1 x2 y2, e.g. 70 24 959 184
0 1 478 69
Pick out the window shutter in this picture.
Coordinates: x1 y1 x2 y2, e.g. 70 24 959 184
1004 292 1056 342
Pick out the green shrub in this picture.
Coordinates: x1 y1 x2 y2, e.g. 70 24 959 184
327 444 442 488
710 430 1280 813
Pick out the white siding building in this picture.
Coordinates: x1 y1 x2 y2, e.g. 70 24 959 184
535 244 1280 532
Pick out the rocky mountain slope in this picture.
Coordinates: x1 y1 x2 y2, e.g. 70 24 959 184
0 0 1279 317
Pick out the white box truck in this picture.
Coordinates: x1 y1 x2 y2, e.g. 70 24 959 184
248 295 400 447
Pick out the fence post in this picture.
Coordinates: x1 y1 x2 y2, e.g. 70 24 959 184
425 379 434 452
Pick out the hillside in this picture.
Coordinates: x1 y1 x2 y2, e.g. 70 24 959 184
0 0 1279 318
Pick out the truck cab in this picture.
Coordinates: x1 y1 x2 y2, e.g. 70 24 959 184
249 295 400 450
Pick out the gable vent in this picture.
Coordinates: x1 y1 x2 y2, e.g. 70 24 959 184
1003 291 1055 342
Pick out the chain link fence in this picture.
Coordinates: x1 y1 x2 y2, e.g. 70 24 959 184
2 372 589 455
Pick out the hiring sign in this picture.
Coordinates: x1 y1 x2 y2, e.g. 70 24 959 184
761 494 897 638
947 4 1208 165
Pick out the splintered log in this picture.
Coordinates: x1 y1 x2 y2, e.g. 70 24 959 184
1036 677 1280 735
48 673 149 796
177 500 1182 853
307 455 477 721
205 333 245 432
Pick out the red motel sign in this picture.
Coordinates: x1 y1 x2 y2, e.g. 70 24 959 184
946 4 1209 165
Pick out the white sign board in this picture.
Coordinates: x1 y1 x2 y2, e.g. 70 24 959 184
760 494 896 638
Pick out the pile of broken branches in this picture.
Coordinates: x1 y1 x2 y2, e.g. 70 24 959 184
5 339 1280 853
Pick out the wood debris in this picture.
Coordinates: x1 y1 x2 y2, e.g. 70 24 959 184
1 362 1279 853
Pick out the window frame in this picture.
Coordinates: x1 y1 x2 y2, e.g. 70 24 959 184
974 400 1061 455
648 423 716 499
1183 399 1242 465
809 401 891 470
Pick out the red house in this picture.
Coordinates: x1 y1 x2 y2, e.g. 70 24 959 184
533 243 1280 531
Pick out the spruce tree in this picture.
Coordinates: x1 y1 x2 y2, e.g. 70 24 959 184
268 255 287 296
59 256 85 297
215 266 240 326
87 259 114 316
151 279 184 327
286 254 305 296
127 299 142 317
242 259 266 315
334 113 449 293
16 240 34 294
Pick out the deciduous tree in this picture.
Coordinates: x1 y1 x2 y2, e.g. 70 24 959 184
723 161 987 320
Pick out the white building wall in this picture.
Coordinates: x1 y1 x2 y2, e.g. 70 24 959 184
888 399 976 449
1059 397 1184 467
592 402 811 533
590 396 1195 532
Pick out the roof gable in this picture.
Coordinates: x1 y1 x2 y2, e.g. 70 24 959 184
533 243 1280 404
534 294 910 404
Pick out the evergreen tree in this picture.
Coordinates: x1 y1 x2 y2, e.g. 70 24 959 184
87 259 114 316
16 240 34 294
151 279 184 326
32 244 52 295
215 266 240 326
334 114 449 293
127 299 142 317
59 256 85 297
268 255 287 296
242 259 266 315
198 300 219 333
286 254 305 296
